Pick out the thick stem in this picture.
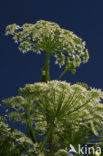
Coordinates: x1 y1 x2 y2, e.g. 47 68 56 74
57 68 68 80
47 117 55 156
49 131 54 156
40 122 54 150
45 51 50 82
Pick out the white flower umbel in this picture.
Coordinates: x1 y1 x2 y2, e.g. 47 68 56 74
5 20 89 72
3 80 103 153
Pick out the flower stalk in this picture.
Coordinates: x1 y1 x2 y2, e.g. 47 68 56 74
45 51 50 82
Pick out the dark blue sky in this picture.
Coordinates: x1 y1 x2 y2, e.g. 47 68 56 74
0 0 103 103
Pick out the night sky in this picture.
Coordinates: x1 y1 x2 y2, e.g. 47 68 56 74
0 0 103 105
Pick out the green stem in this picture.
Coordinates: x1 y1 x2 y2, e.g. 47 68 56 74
57 68 68 80
45 51 50 82
49 131 54 156
40 122 55 150
26 103 38 143
28 116 38 143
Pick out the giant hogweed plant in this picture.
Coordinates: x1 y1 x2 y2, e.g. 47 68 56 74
0 20 103 156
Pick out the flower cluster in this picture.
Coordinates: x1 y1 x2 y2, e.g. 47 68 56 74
0 119 42 156
3 81 103 152
5 20 89 70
